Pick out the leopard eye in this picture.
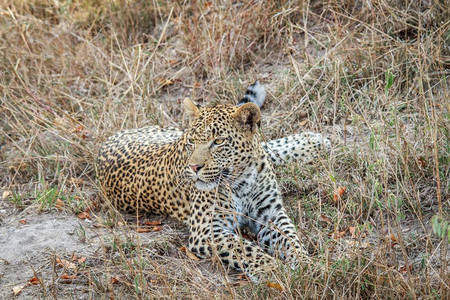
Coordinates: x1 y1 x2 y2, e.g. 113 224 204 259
187 138 195 145
214 138 226 145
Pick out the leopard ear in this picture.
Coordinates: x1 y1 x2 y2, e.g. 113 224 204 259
183 98 199 118
232 102 261 135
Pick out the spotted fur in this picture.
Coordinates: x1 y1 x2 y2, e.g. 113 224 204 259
97 91 330 280
263 133 331 165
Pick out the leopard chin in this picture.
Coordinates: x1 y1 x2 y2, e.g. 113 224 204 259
194 180 218 191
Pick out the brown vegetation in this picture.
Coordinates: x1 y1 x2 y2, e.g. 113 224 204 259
1 0 448 298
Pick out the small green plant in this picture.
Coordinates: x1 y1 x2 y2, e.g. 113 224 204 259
76 221 87 243
369 132 380 151
133 275 144 295
332 258 351 273
6 192 24 207
431 215 449 243
36 187 63 210
384 69 394 95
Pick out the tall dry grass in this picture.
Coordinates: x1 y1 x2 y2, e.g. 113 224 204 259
1 0 448 298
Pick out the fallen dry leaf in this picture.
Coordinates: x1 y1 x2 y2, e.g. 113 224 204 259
77 257 86 264
136 225 162 233
77 211 91 220
19 219 27 225
399 264 413 275
70 254 79 261
232 280 250 287
333 186 347 202
417 157 426 168
111 277 119 284
12 284 26 296
349 226 357 238
61 274 77 280
143 220 162 226
83 205 92 214
329 230 346 239
237 274 250 281
232 274 251 286
56 258 77 270
72 125 85 133
267 281 284 291
2 190 11 199
390 234 398 246
151 226 163 232
319 214 332 226
72 125 91 140
55 198 64 210
179 246 200 260
299 119 308 126
28 276 40 285
204 1 212 9
71 255 86 264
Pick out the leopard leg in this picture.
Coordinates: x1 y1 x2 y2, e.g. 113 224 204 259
187 193 279 281
255 209 310 265
244 178 309 266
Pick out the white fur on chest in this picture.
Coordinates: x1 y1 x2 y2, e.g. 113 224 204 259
231 167 259 227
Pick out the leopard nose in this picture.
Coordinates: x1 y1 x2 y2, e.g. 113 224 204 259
189 164 204 173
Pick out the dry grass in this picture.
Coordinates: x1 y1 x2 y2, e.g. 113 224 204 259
1 0 448 299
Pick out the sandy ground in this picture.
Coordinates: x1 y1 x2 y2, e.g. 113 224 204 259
0 204 100 299
0 198 220 299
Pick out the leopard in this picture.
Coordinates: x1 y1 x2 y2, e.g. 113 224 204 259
97 81 330 280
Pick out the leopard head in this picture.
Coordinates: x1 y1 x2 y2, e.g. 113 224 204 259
183 98 261 191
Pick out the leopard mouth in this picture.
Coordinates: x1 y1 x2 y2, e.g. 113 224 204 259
188 167 231 191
